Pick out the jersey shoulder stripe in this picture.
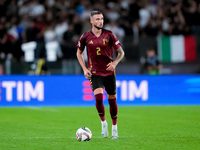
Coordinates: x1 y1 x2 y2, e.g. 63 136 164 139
103 29 118 39
102 29 113 34
80 30 92 39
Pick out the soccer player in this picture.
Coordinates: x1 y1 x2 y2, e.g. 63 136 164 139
76 10 124 139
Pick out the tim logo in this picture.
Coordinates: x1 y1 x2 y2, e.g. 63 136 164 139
116 80 148 101
0 81 44 102
82 81 106 101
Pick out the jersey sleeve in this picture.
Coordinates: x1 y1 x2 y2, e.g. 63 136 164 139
77 34 86 51
110 31 122 50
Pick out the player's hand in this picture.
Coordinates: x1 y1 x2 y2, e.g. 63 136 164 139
84 69 92 79
106 62 116 71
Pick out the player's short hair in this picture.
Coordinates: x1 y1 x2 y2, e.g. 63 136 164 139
90 10 103 19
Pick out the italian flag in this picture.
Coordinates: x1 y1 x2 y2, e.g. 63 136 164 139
158 35 196 62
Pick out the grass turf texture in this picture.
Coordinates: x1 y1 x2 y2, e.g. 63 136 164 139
0 106 200 150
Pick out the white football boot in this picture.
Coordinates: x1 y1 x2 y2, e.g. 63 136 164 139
101 121 108 138
111 125 118 139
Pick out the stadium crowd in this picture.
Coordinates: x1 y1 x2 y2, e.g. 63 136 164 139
0 0 200 61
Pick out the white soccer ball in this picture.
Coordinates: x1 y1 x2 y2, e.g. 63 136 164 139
76 127 92 141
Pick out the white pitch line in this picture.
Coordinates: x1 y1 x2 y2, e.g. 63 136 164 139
43 108 60 112
1 135 200 140
0 137 71 140
0 136 122 140
25 107 60 112
25 107 43 111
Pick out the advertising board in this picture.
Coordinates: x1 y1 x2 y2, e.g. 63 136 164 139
0 75 199 106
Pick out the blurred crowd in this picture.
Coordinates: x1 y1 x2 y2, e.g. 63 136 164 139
0 0 200 61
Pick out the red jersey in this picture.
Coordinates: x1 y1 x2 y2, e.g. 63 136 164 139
77 29 122 76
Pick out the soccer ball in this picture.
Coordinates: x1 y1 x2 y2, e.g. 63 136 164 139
76 127 92 141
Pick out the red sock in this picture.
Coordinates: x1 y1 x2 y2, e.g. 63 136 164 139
108 98 118 125
95 93 105 121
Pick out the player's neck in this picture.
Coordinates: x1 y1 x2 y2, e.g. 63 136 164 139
92 27 102 37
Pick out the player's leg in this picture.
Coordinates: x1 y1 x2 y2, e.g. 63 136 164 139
104 75 118 139
107 94 118 125
94 88 105 121
94 88 108 138
108 94 118 139
90 75 108 138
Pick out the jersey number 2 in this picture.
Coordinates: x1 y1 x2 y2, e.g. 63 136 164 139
96 47 101 55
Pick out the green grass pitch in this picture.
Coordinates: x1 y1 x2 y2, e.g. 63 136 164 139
0 106 200 150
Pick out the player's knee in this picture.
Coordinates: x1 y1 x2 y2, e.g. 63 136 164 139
108 94 116 99
108 98 116 107
95 93 103 105
96 100 103 105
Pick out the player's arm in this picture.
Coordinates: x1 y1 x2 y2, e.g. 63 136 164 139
106 46 125 71
76 48 92 79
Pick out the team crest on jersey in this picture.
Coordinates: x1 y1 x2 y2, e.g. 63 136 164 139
103 39 107 45
89 40 93 44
